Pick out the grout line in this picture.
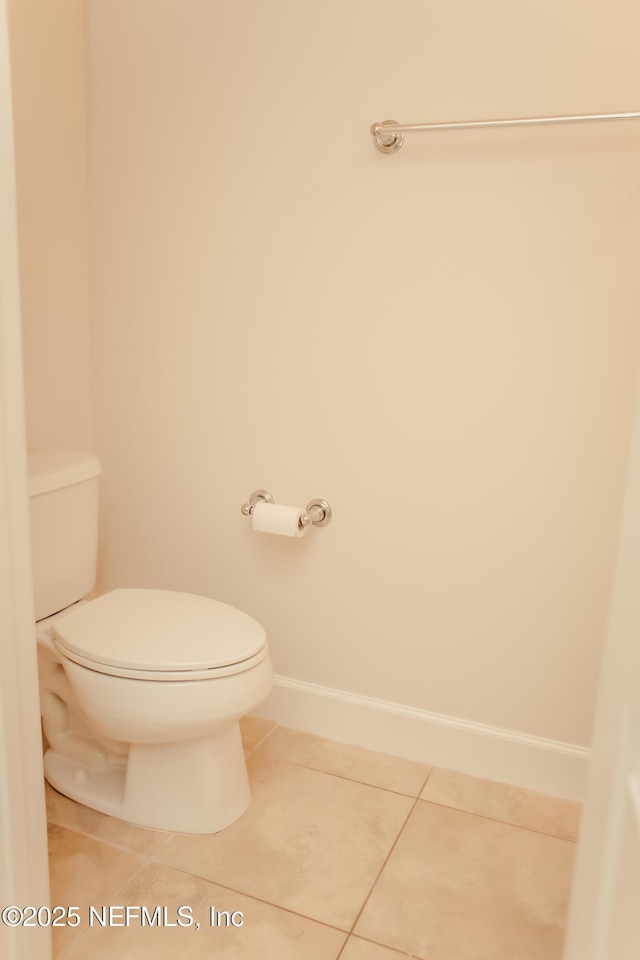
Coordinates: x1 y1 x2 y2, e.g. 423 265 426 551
417 765 434 794
47 816 174 858
344 792 422 941
242 719 279 757
49 849 157 958
334 937 348 960
148 830 176 857
260 755 429 800
145 859 353 935
338 932 417 957
105 855 158 901
418 797 579 843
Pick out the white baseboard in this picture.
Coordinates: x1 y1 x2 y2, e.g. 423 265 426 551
256 674 590 802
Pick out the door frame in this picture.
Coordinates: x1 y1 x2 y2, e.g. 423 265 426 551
563 366 640 956
0 0 51 956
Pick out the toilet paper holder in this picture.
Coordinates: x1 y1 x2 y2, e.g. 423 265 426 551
241 490 332 527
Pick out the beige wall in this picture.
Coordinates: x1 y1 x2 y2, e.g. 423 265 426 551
8 0 91 451
87 0 640 748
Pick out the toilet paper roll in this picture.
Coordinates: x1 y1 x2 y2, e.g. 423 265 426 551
252 501 307 537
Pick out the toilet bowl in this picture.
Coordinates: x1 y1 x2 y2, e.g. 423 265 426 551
39 589 273 833
29 450 273 834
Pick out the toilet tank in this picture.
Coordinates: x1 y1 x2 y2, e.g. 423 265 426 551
28 450 102 621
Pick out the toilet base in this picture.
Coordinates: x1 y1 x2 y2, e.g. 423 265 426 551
44 720 251 834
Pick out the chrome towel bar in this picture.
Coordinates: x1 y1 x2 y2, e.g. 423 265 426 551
370 111 640 153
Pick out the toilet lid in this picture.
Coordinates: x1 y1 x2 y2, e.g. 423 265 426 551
52 589 266 674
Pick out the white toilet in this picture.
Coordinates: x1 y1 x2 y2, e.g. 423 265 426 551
29 450 273 834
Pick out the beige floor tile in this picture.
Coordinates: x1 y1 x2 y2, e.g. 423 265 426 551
48 823 147 955
58 861 346 960
421 768 581 840
240 715 277 754
156 754 413 929
354 800 575 960
255 726 431 796
46 782 171 856
340 937 411 959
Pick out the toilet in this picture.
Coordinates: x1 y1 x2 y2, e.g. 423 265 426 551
29 450 273 834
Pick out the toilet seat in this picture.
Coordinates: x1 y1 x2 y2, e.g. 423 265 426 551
55 644 270 681
52 588 268 682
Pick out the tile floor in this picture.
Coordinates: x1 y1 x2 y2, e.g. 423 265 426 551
45 718 580 959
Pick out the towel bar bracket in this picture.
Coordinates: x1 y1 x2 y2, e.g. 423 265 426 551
373 119 405 154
